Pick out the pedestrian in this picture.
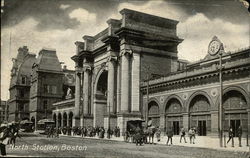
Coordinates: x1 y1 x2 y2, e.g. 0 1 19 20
227 126 234 147
0 125 9 156
166 127 173 146
237 126 242 147
188 127 195 144
155 127 161 142
180 127 187 143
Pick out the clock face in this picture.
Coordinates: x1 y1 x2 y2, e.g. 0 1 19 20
208 40 221 55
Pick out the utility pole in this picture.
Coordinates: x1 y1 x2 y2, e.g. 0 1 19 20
145 66 150 128
207 36 224 147
219 49 223 147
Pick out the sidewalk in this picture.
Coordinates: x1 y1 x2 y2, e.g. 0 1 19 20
60 134 250 152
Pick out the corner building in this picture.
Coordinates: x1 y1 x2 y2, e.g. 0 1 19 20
62 9 183 133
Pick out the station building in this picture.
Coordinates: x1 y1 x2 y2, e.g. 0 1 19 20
50 8 250 136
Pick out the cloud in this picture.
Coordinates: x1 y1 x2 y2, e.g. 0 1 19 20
110 0 186 20
60 4 70 10
1 8 106 100
177 13 249 61
69 8 96 23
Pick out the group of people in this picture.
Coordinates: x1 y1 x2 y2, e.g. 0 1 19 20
227 126 243 147
166 127 196 146
0 123 21 156
45 125 121 139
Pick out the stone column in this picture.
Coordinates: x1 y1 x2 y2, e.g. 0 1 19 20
83 64 91 115
131 52 140 112
74 68 81 117
120 51 130 112
182 113 189 130
107 57 116 113
116 59 121 113
160 113 165 132
211 111 219 136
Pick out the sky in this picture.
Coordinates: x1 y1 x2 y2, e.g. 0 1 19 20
1 0 249 100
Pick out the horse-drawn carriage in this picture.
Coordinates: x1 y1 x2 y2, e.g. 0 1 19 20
20 120 34 132
125 120 158 145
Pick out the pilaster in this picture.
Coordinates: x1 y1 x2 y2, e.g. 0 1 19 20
131 51 140 112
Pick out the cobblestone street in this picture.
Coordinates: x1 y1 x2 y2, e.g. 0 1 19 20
5 133 250 158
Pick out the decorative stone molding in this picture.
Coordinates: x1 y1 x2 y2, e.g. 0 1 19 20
247 83 250 92
210 88 218 97
160 96 165 104
106 56 118 63
83 64 92 72
121 49 133 56
182 93 188 100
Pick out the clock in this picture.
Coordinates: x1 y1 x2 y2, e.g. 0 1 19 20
208 39 221 56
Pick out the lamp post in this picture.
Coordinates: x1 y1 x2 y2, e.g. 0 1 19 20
145 66 150 128
208 36 224 147
219 50 224 147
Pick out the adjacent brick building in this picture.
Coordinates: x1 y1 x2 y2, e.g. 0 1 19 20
8 47 75 128
8 46 36 121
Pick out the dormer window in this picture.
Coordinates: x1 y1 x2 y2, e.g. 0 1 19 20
21 76 26 84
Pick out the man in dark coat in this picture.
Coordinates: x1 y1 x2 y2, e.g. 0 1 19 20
166 127 174 146
0 126 9 156
237 126 242 147
227 126 234 147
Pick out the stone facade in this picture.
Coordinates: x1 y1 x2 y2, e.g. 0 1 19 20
8 46 75 129
141 47 250 136
8 46 36 122
51 9 250 138
0 100 8 124
53 9 183 133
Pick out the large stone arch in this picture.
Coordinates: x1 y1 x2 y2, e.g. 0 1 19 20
187 91 212 136
215 85 250 109
68 111 74 127
53 113 57 127
164 95 184 112
187 90 214 113
93 66 108 95
58 113 62 127
63 112 68 127
148 100 160 127
218 86 250 136
164 95 184 135
93 66 108 128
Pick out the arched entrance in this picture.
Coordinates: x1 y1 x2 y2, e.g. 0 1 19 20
53 114 57 126
189 95 211 136
148 101 160 127
94 69 108 127
63 112 67 127
223 90 248 135
31 116 35 124
69 112 73 127
165 98 182 135
58 113 62 127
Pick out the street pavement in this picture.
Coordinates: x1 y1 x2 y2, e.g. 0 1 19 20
4 133 249 158
61 134 250 152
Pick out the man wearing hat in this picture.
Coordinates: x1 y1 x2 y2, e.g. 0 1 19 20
0 124 9 156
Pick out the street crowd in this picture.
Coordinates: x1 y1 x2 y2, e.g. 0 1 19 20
0 123 247 156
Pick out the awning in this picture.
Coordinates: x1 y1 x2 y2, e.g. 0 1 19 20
37 119 55 124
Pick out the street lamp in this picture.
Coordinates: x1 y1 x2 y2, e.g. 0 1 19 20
208 36 224 147
145 66 150 128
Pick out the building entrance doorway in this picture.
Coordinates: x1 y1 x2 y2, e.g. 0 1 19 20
198 120 206 136
173 121 179 135
230 120 240 137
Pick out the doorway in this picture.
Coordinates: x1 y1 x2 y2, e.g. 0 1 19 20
173 121 179 135
230 120 240 137
198 120 206 136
